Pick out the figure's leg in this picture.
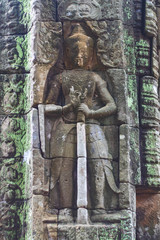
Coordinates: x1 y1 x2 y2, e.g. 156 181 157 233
59 158 76 208
50 157 76 209
88 159 105 210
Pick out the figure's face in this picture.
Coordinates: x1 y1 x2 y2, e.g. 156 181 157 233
65 39 93 69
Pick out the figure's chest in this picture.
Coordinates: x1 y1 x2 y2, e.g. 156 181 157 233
62 70 95 97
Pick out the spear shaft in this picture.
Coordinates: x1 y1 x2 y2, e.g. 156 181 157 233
77 112 89 224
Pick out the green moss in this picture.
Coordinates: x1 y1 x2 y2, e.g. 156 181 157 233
12 33 31 71
124 29 136 74
2 74 30 114
18 0 31 28
121 218 135 240
99 226 119 240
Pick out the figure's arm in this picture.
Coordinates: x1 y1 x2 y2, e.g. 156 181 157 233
43 74 74 116
90 73 117 119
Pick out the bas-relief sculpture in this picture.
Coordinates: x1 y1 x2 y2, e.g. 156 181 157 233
39 24 120 224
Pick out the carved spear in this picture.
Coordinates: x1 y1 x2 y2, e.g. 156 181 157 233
70 87 89 224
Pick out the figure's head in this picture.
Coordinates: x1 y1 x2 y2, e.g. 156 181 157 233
64 24 94 69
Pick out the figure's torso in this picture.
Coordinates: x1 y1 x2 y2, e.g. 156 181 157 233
62 70 96 107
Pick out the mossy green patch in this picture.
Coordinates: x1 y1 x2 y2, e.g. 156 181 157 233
124 29 136 75
2 74 30 114
18 0 31 28
12 33 31 71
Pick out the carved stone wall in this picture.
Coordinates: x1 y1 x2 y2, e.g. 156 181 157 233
0 1 160 240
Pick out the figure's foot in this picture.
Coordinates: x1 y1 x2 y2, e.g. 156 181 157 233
58 208 74 224
91 209 108 222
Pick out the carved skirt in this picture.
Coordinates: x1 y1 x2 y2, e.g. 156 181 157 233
49 122 113 208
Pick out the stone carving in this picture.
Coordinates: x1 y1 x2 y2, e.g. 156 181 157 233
101 0 122 20
0 74 29 114
32 22 62 65
63 21 125 69
40 24 120 223
31 0 56 22
145 0 158 37
0 0 28 36
140 76 160 186
88 21 125 68
58 0 102 20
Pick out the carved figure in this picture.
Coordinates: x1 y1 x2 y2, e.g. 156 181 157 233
42 24 120 222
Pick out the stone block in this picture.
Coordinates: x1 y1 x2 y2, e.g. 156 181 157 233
127 75 139 126
31 64 51 106
0 74 30 115
32 149 50 195
137 191 160 240
119 125 130 183
0 34 30 72
0 157 31 201
32 195 45 240
31 0 57 22
31 108 40 149
31 21 62 66
119 125 141 185
123 0 142 27
0 0 29 36
130 127 141 185
106 69 128 124
0 199 32 240
119 183 136 212
0 116 29 158
145 0 158 37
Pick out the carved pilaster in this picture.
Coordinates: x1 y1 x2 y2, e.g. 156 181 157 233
140 76 160 186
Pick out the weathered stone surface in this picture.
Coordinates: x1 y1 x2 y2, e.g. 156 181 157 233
119 183 136 212
0 199 31 240
137 190 160 240
145 0 158 37
140 76 160 127
0 116 28 158
58 0 122 21
32 195 58 240
0 74 30 114
123 0 142 27
32 149 50 195
130 127 141 185
119 125 141 185
58 0 102 20
31 0 57 22
106 69 128 124
101 0 123 20
0 0 30 36
152 37 159 78
31 108 40 149
31 64 51 106
135 33 151 76
31 21 62 65
32 195 45 240
58 224 120 240
0 34 30 72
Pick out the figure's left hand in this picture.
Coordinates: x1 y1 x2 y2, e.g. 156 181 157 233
78 103 91 118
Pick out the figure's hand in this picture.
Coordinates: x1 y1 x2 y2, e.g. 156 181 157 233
69 86 81 108
78 103 91 118
70 96 80 108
